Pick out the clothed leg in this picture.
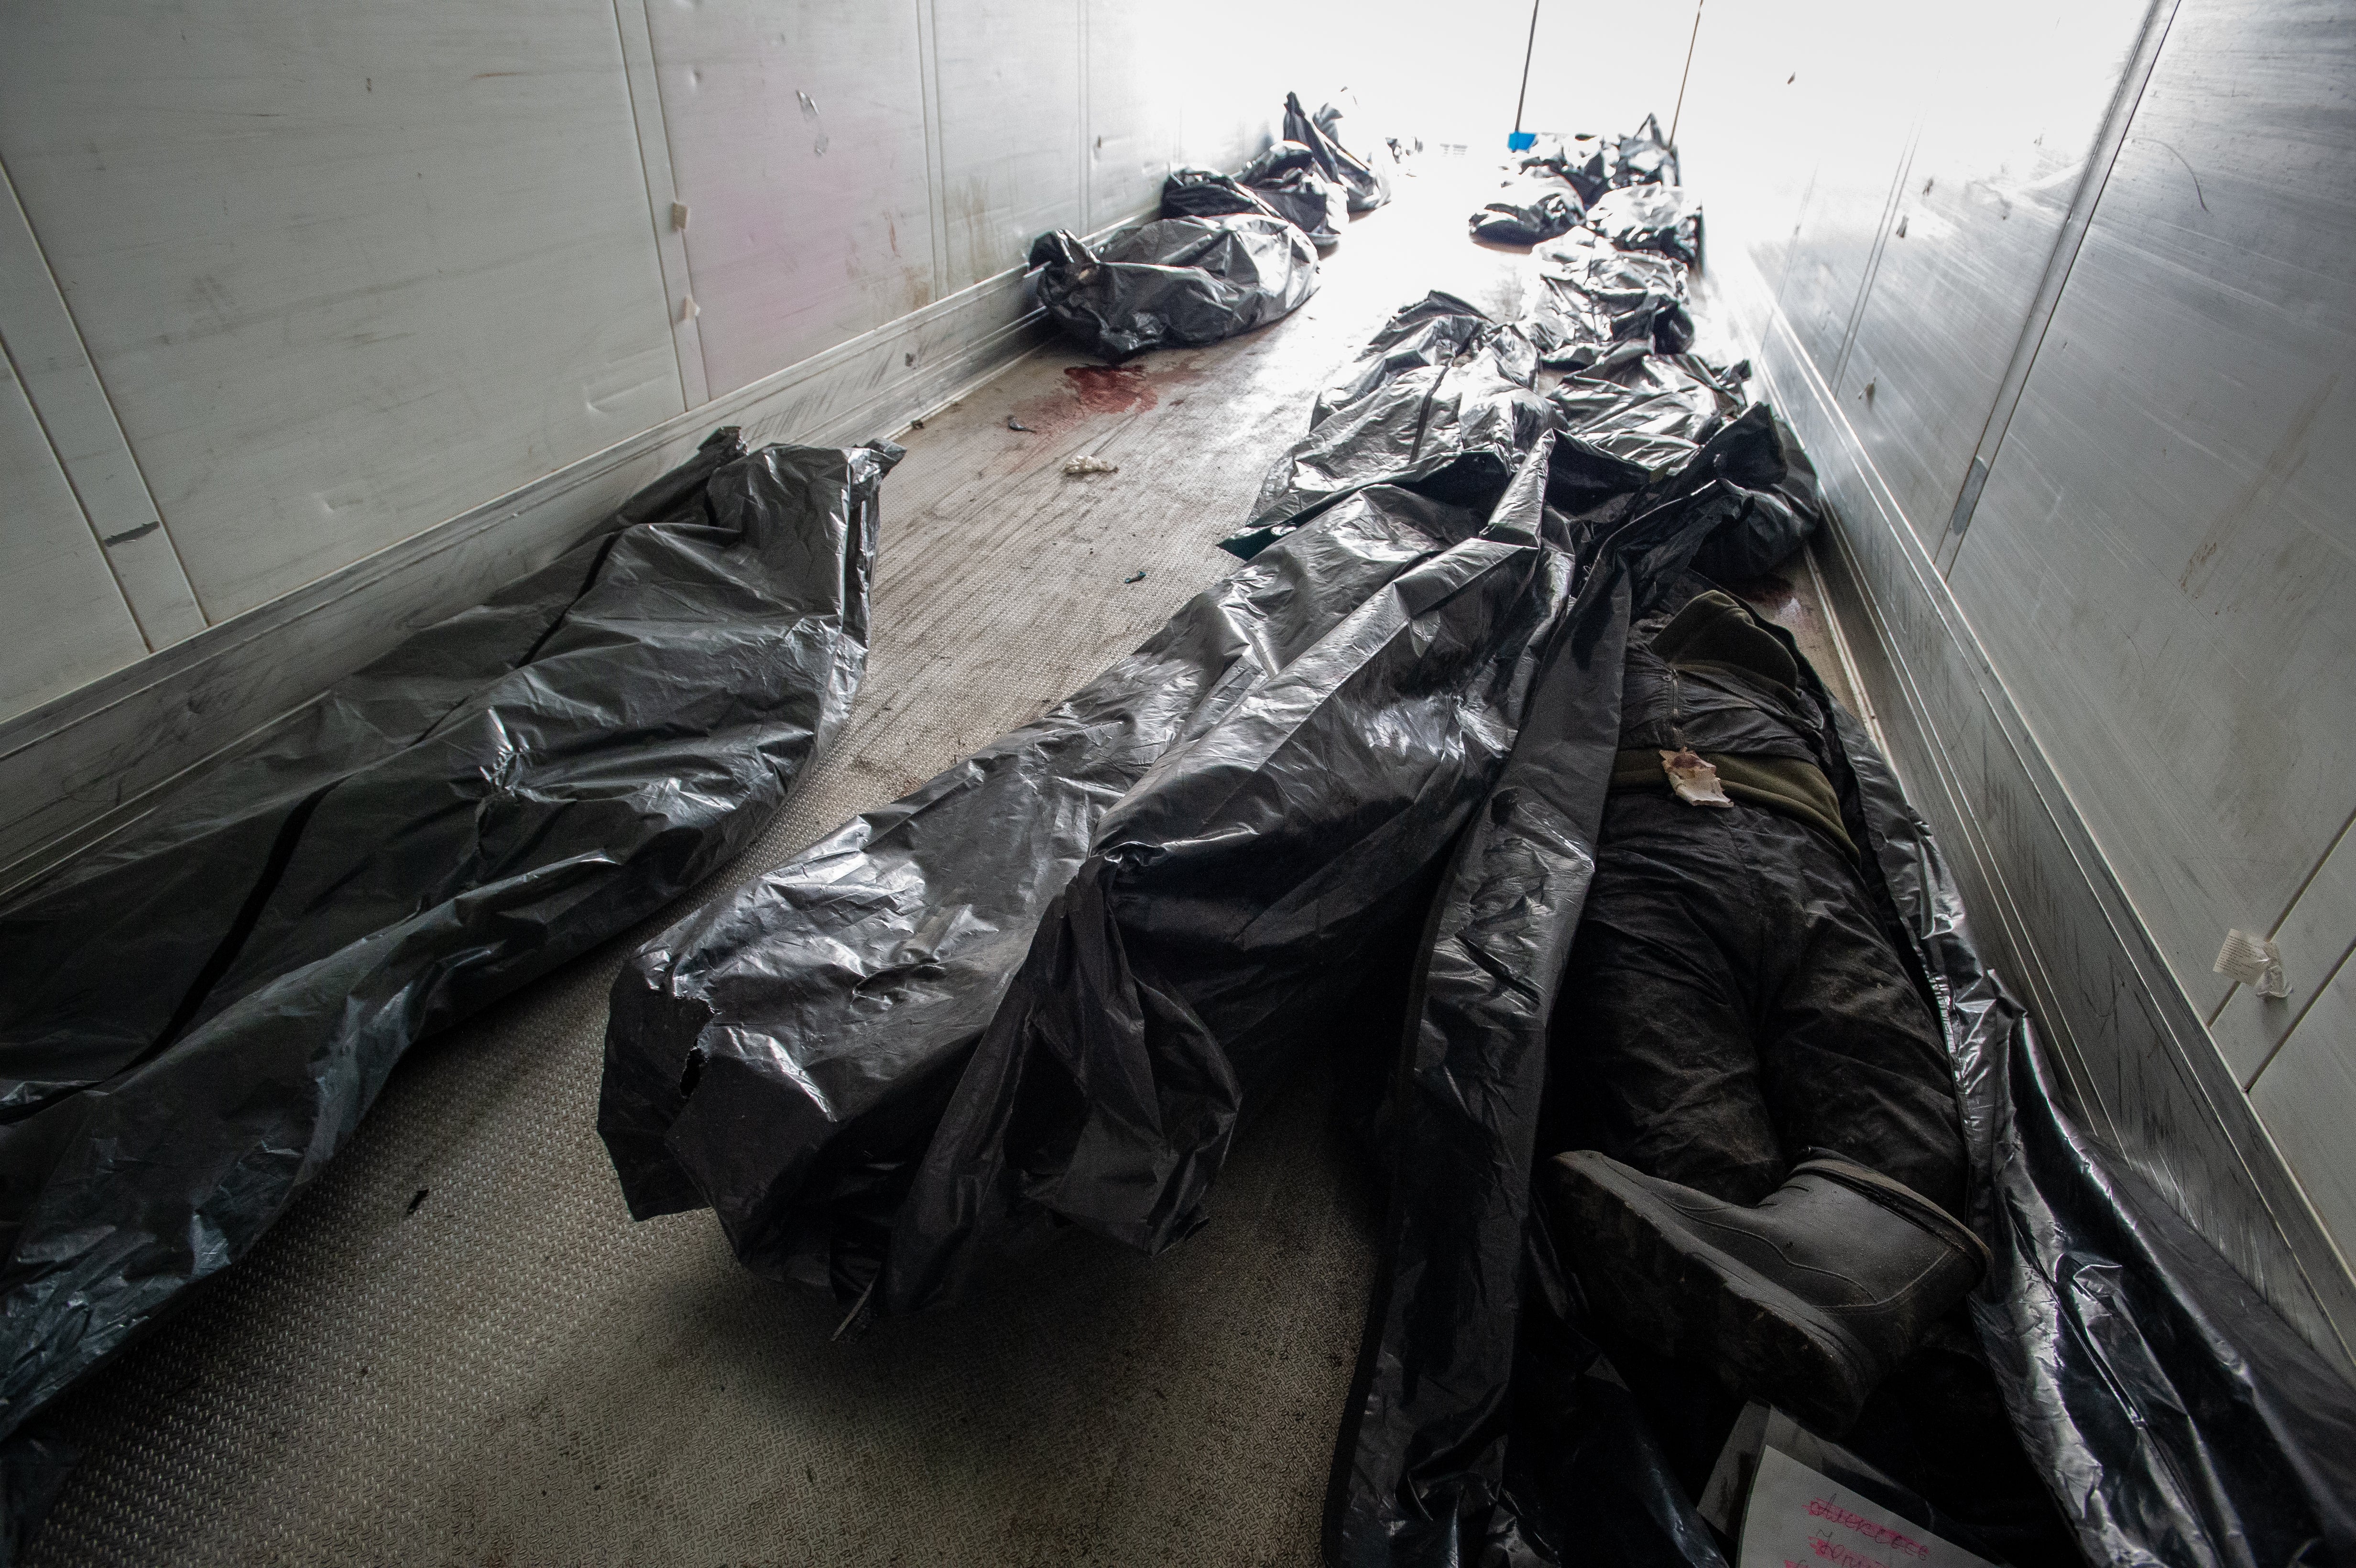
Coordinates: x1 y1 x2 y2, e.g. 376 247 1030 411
1548 793 1782 1205
1749 811 1967 1217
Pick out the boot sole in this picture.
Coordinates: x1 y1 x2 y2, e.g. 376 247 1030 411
1547 1152 1875 1435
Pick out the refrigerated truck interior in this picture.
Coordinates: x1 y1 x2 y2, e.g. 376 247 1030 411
0 2 2350 1565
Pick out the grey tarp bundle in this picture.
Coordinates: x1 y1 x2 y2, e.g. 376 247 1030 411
1220 293 1550 561
1469 174 1586 247
1027 214 1318 361
1287 91 1391 213
1584 185 1704 269
0 431 895 1527
1239 140 1349 249
598 449 1574 1301
1526 230 1695 372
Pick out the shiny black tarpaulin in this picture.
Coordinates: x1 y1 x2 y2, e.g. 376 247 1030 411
1584 185 1704 269
1028 214 1319 362
0 430 895 1454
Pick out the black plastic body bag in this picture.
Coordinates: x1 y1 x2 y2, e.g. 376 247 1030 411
1028 215 1319 361
0 431 897 1494
600 440 1576 1303
1324 446 2356 1565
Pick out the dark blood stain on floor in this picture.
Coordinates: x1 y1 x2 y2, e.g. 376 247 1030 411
1062 364 1158 415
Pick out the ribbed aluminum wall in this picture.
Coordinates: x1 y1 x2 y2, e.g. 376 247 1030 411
1678 0 2356 1372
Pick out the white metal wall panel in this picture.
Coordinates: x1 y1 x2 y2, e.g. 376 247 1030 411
932 0 1085 292
1833 2 2150 550
0 352 149 719
1084 0 1181 232
644 0 937 400
0 1 684 622
1944 0 2356 1029
2251 957 2356 1270
0 165 207 652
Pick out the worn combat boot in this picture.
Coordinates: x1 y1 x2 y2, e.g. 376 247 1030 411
1544 1148 1989 1435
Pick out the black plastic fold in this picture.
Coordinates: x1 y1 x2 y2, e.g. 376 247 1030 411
1222 293 1550 560
1585 185 1704 268
1470 175 1586 247
1161 167 1291 228
0 430 896 1446
1287 92 1391 213
1241 141 1350 248
1028 215 1318 361
1526 230 1695 372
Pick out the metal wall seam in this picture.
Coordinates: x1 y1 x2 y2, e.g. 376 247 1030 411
1824 124 1920 396
1076 0 1092 236
1932 0 2185 575
0 155 207 647
916 0 952 305
611 0 709 410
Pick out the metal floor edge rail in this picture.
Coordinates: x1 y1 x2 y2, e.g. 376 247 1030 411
0 201 1160 902
1697 249 2356 1380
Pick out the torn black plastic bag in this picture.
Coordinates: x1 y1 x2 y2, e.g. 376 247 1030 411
1524 230 1694 372
599 478 1512 1284
1287 92 1390 213
1585 185 1704 269
1222 293 1550 561
1028 215 1317 362
1240 141 1348 249
1327 434 2356 1565
0 431 894 1446
1469 175 1586 247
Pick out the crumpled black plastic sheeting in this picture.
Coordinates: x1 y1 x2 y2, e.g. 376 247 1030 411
1525 230 1695 372
600 448 1575 1305
1516 114 1677 203
0 429 894 1451
1028 215 1317 362
1585 185 1704 269
1515 134 1612 205
1611 113 1681 189
1287 91 1391 213
1222 293 1550 561
1240 141 1349 249
1469 175 1586 247
1160 167 1290 228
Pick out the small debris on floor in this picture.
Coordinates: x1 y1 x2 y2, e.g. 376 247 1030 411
1006 415 1033 431
909 417 925 429
406 1188 429 1215
1124 569 1147 583
1063 453 1119 476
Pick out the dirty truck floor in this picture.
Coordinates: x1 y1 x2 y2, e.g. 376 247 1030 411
26 162 1856 1568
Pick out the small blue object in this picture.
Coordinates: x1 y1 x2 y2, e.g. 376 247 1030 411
1507 131 1537 152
